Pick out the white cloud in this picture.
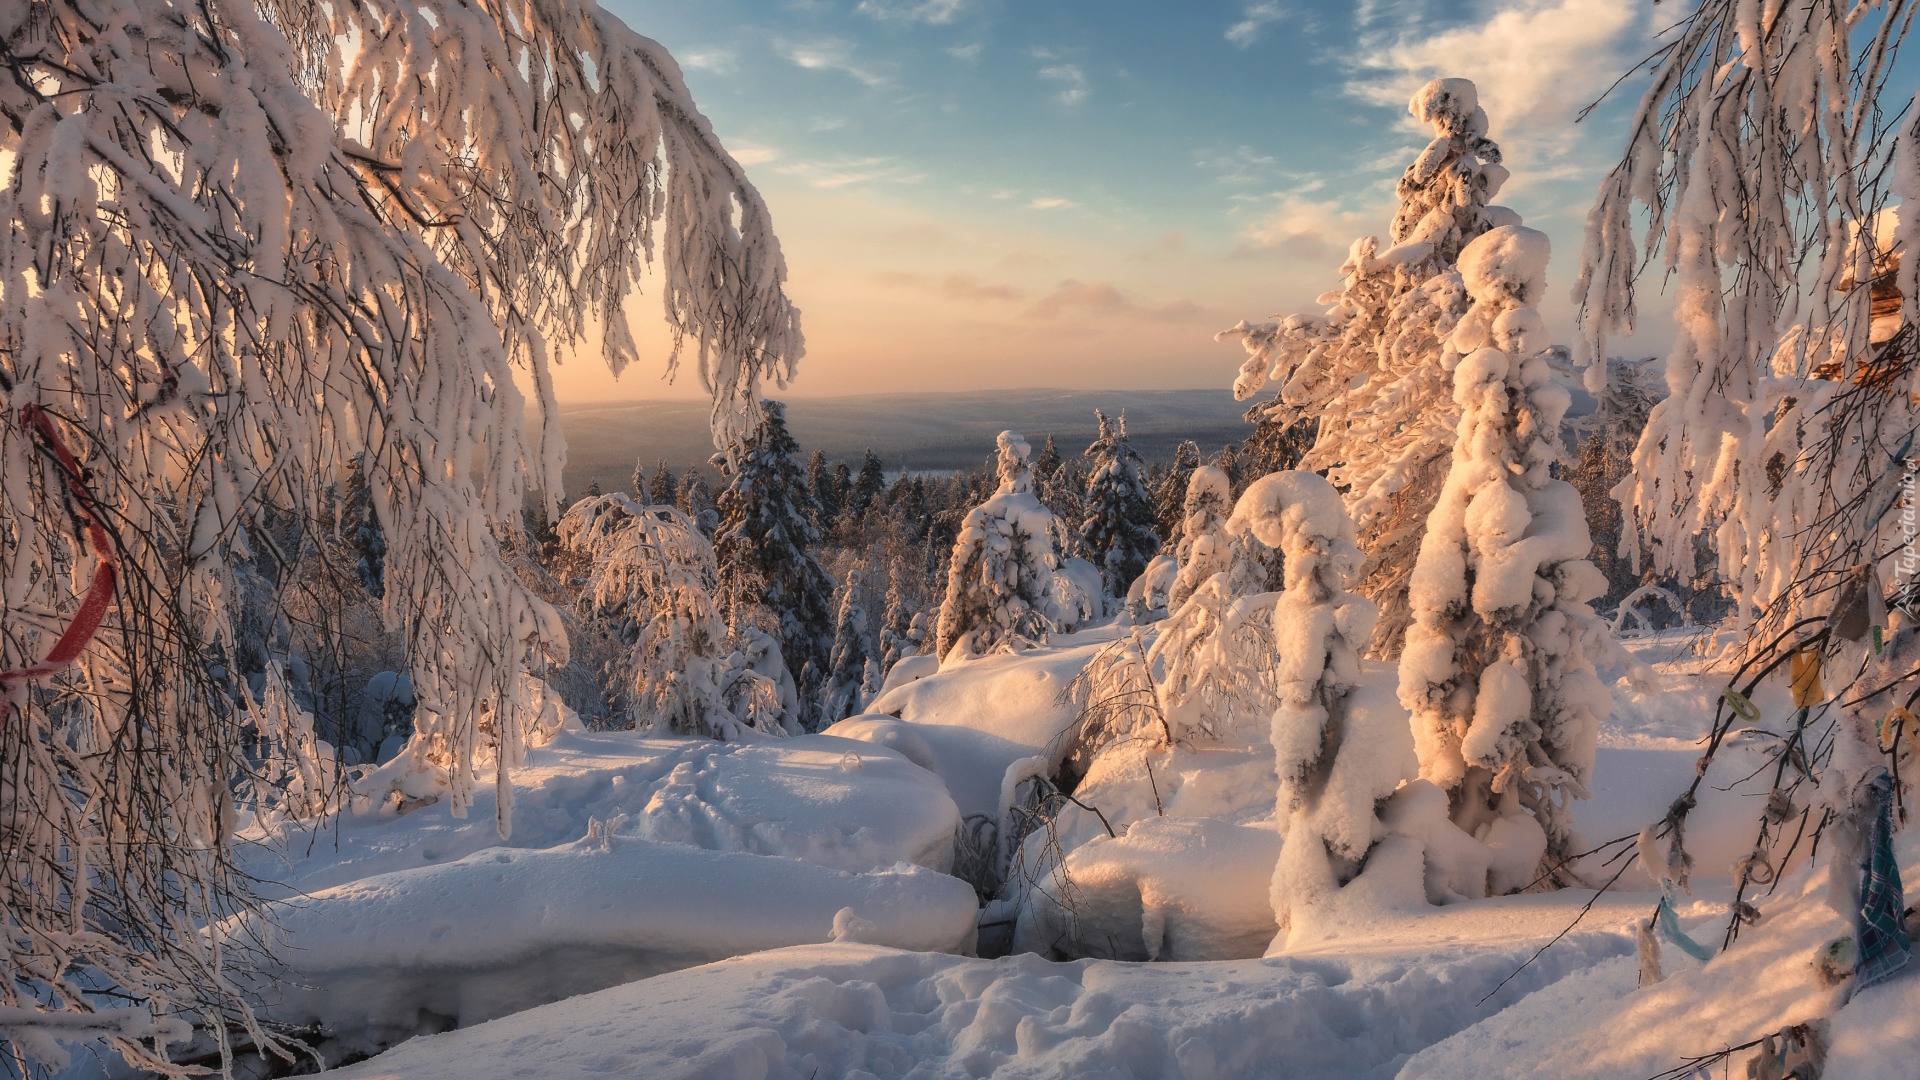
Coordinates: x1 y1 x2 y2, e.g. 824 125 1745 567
1226 3 1285 48
728 141 781 167
681 49 737 75
856 0 971 25
1196 145 1279 185
1038 62 1089 106
1027 280 1201 322
779 38 889 87
1344 0 1647 175
775 156 927 189
1232 191 1383 262
946 42 983 63
1029 196 1076 210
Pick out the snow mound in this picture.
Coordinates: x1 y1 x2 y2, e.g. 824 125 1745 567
1402 829 1920 1079
867 641 1106 816
1015 816 1279 961
247 843 976 1046
226 728 971 1059
322 920 1635 1080
245 728 961 897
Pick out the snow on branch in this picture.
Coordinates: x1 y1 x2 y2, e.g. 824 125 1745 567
1575 0 1917 641
0 0 799 1065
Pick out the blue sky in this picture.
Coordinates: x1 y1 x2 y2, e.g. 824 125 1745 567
567 0 1668 402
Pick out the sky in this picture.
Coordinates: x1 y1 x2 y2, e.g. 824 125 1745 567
563 0 1670 403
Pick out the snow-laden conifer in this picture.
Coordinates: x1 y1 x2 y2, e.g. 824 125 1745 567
1228 472 1415 947
1154 441 1204 545
1397 225 1612 888
559 494 794 739
715 402 836 729
1149 466 1283 738
648 461 680 509
1081 411 1161 599
1221 78 1510 655
1168 466 1237 609
851 451 888 519
824 571 878 723
936 432 1062 660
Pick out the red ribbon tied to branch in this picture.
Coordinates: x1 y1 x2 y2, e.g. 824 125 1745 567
1 405 118 714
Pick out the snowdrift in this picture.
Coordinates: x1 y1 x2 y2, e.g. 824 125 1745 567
245 840 975 1044
231 727 972 1056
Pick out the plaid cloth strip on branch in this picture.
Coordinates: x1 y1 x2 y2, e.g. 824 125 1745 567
1855 771 1910 990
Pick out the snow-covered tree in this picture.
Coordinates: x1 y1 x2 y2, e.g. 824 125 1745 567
1565 357 1665 608
1397 226 1612 888
1033 434 1063 481
808 450 842 530
936 432 1061 659
1229 472 1415 947
1221 78 1510 656
1576 0 1917 648
1149 465 1284 739
559 494 793 739
850 449 887 518
0 0 799 1056
648 461 680 509
1082 411 1161 599
679 470 717 535
823 572 877 722
715 401 836 728
1154 441 1204 544
1168 466 1237 608
879 568 921 672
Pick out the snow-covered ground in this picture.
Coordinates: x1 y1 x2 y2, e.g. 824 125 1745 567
217 728 974 1062
65 625 1909 1079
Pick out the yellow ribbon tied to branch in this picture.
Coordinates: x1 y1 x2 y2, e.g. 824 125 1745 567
1879 706 1920 757
1789 648 1825 709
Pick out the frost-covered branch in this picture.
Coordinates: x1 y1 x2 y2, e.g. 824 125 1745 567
1575 0 1917 640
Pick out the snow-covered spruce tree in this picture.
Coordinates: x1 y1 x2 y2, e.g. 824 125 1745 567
558 493 790 739
1577 0 1919 649
1033 434 1063 481
0 0 799 1062
879 567 921 672
1148 465 1286 738
1168 465 1237 608
679 469 717 535
1397 226 1612 890
936 432 1062 660
1565 357 1665 610
850 449 887 519
1081 411 1162 599
1154 440 1204 544
808 450 842 531
715 401 836 729
1230 472 1415 947
1221 78 1509 656
823 571 877 723
647 460 679 508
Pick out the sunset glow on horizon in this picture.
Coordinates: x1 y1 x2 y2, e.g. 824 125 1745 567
558 0 1671 404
